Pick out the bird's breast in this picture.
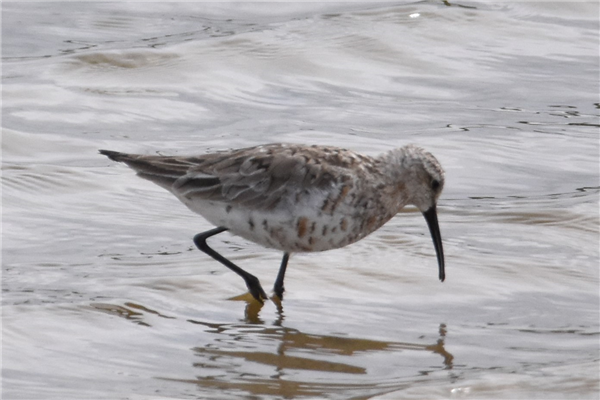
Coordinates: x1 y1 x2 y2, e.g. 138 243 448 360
180 192 395 253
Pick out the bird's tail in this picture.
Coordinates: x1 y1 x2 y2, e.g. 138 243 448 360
99 149 190 190
99 149 129 162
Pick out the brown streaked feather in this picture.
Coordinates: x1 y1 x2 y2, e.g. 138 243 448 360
99 144 368 210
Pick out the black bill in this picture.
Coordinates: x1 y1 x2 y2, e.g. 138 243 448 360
422 206 445 282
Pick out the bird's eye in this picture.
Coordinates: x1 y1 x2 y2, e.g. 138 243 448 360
431 179 440 190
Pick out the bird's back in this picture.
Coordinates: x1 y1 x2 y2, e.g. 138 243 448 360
100 144 394 252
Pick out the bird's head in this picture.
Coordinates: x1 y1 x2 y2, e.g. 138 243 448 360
385 145 446 281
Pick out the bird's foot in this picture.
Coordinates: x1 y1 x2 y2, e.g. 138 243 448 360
273 285 285 301
245 275 269 304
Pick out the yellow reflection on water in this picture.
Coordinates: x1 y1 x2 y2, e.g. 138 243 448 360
184 299 453 398
89 299 453 398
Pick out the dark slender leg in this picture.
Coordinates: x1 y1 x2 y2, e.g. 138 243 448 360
273 252 290 299
193 227 268 303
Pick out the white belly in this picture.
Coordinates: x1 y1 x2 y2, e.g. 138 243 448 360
179 197 371 253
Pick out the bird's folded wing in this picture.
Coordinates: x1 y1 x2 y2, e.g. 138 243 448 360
102 145 362 210
173 151 345 209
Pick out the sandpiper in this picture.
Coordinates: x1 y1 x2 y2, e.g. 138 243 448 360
100 143 445 303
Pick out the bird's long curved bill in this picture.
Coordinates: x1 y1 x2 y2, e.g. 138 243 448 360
422 206 445 282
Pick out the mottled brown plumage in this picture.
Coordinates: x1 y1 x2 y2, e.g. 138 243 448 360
100 143 446 303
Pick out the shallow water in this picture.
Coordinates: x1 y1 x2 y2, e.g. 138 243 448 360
2 2 599 399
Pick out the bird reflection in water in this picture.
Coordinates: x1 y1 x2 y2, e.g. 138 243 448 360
91 300 454 397
181 299 454 398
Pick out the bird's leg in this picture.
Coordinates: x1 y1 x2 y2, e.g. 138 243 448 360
193 227 268 303
273 252 290 300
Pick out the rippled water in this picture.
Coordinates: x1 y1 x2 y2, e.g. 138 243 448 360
3 2 599 399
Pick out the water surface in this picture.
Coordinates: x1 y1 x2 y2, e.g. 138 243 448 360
2 2 599 399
